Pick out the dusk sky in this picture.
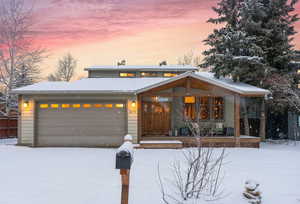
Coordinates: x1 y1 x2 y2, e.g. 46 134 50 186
30 0 300 78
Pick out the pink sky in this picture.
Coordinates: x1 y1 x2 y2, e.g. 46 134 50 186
29 0 300 77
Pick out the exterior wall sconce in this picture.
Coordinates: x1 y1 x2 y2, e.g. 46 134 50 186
131 101 136 108
23 101 29 108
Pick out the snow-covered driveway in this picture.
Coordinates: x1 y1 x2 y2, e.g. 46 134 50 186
0 141 299 204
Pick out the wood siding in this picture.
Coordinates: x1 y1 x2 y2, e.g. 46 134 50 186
127 98 138 143
19 97 34 145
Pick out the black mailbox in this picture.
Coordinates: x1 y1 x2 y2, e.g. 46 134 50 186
116 150 132 169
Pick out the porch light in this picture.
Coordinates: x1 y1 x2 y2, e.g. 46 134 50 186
23 101 29 108
131 101 136 108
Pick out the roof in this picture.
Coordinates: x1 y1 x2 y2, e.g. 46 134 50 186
12 78 169 94
84 65 199 72
12 72 270 95
136 72 270 95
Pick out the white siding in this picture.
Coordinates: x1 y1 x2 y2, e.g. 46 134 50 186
20 97 34 145
127 98 138 143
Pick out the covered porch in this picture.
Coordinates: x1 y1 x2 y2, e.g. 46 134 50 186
136 73 268 148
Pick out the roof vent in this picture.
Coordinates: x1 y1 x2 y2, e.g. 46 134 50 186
159 61 167 66
117 60 126 66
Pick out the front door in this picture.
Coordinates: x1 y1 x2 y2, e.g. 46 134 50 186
142 102 171 136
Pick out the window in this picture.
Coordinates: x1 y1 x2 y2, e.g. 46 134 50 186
40 104 48 109
184 96 196 120
51 104 59 108
298 69 300 74
298 83 300 89
119 72 136 77
184 96 195 104
115 104 124 108
141 72 158 77
83 104 91 108
199 97 210 120
72 104 81 108
94 104 103 108
105 104 113 108
163 73 178 77
62 104 70 108
212 97 224 120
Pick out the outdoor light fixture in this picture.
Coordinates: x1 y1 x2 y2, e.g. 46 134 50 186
23 101 29 108
131 101 136 108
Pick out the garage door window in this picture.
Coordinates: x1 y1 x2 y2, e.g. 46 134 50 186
72 104 81 108
115 104 124 108
40 104 49 109
83 104 92 108
105 104 113 108
94 104 103 108
62 104 70 108
51 104 59 108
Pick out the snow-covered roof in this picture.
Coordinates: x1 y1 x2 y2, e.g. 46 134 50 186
136 72 270 95
85 65 198 71
12 78 169 94
12 72 270 96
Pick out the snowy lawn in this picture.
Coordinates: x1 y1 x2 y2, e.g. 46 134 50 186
0 140 300 204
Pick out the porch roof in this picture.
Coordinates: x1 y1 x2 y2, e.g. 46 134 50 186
136 71 270 96
12 71 270 96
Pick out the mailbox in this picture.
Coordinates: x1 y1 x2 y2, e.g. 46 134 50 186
116 150 132 170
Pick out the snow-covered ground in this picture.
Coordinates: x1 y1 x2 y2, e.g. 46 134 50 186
0 139 299 204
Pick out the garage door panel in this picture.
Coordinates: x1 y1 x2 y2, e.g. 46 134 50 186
36 101 127 146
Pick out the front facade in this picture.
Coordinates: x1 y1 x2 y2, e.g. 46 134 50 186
13 65 269 148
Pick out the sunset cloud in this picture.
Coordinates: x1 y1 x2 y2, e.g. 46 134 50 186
24 0 300 76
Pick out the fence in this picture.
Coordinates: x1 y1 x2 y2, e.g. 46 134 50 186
0 117 17 139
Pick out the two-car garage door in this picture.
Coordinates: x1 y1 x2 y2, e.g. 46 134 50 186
36 101 127 147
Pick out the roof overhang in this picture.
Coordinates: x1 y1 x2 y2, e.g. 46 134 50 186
135 72 270 96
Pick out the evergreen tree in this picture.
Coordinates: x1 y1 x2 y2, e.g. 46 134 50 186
202 0 299 86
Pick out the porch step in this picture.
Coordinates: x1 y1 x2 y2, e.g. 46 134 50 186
139 140 183 149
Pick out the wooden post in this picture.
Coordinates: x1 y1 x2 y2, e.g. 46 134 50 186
120 169 130 204
234 95 241 147
259 99 266 142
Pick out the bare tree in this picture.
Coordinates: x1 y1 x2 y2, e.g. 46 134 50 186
48 53 77 82
158 147 226 204
0 0 46 115
177 50 202 68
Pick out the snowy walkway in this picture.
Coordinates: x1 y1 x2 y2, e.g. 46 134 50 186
0 140 299 204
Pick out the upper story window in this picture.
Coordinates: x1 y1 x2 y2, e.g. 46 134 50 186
163 73 178 77
119 72 136 77
141 72 158 77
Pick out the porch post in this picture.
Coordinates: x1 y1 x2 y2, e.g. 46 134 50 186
259 98 266 141
234 94 241 147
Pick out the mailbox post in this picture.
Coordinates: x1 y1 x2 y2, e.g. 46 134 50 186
116 134 134 204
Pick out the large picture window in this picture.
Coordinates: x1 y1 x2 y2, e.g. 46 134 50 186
212 97 224 120
184 96 196 120
199 97 210 120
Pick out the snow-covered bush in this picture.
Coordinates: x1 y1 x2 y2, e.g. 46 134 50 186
243 180 262 204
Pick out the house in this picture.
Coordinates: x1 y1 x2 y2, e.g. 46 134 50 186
12 65 270 148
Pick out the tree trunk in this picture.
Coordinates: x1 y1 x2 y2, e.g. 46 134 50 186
241 98 250 136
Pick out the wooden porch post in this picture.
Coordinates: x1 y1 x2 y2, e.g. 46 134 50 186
259 98 266 141
234 95 241 147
